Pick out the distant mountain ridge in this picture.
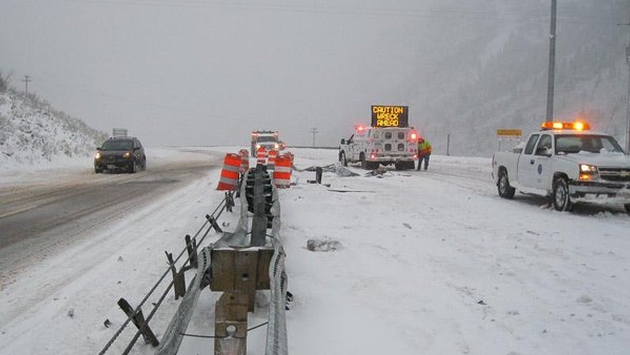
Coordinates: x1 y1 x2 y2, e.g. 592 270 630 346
0 90 107 167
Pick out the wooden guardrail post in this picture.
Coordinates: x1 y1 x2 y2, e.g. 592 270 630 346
165 252 186 299
209 247 274 355
117 298 159 347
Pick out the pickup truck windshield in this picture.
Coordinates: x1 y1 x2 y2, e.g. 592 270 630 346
555 134 624 154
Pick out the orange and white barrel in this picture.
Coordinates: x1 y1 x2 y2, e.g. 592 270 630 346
273 154 292 188
217 153 241 190
268 150 278 170
238 149 249 173
256 147 267 166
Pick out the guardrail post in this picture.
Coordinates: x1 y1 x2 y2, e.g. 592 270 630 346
117 298 159 347
206 214 224 233
210 247 274 355
214 291 249 355
185 234 198 269
225 192 235 212
166 251 186 299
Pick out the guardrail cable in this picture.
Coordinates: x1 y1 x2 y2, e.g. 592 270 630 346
99 192 233 354
179 322 270 339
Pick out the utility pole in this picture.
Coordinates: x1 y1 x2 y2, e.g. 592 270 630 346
22 75 31 98
626 41 630 154
619 22 630 154
545 0 557 122
310 128 319 147
446 134 450 156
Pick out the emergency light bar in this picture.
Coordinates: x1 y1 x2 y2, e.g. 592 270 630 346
540 121 590 131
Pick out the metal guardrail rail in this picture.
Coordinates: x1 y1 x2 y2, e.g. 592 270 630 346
155 165 288 355
100 163 289 355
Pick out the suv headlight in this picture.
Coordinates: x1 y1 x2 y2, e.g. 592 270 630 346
123 151 132 159
579 164 599 181
95 152 102 160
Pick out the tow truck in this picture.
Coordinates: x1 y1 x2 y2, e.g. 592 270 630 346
492 121 630 212
251 130 281 157
338 105 419 170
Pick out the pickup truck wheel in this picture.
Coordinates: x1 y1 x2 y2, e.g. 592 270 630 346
624 203 630 214
497 170 515 199
360 153 368 169
553 177 572 212
339 152 348 167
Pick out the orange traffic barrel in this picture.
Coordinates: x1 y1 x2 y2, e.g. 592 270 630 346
268 150 278 170
273 154 292 188
238 149 249 173
256 147 267 166
217 153 241 190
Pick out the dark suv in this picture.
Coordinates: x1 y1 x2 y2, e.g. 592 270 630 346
94 137 146 174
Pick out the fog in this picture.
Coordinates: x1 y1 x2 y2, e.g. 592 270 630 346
1 0 628 154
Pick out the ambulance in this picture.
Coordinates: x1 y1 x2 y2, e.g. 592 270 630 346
338 105 419 170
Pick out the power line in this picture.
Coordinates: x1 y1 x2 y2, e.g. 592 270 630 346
10 0 622 25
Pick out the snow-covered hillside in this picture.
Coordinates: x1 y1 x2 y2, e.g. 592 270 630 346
416 0 630 156
0 91 107 169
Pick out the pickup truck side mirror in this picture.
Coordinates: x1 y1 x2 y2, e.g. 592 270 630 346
96 147 102 151
341 138 346 145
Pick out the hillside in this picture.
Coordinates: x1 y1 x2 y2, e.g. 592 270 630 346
414 0 629 156
0 90 107 169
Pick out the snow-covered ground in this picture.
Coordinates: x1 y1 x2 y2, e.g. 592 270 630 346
1 147 629 355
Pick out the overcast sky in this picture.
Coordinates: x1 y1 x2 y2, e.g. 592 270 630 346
0 0 617 148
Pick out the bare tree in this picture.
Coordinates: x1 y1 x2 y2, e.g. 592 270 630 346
0 69 13 93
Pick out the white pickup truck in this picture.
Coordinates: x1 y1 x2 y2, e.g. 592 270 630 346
491 121 630 212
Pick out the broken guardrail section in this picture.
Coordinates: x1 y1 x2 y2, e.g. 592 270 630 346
156 163 288 355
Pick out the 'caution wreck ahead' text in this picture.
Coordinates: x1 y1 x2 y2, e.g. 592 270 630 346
371 105 409 127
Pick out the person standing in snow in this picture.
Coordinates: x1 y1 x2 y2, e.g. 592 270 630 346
417 137 432 171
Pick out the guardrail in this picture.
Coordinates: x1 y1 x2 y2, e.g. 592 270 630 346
99 160 289 355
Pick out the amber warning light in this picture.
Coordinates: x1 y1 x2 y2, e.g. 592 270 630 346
541 121 590 131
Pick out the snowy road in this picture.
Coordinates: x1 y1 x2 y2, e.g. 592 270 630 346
1 147 630 355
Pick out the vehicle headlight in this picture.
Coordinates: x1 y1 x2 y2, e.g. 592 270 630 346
123 151 132 159
579 164 599 181
95 152 102 160
274 143 279 149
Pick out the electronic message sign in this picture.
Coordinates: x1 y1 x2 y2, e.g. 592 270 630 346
371 105 408 127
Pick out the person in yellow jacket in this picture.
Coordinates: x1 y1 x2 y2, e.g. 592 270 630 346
417 137 432 171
